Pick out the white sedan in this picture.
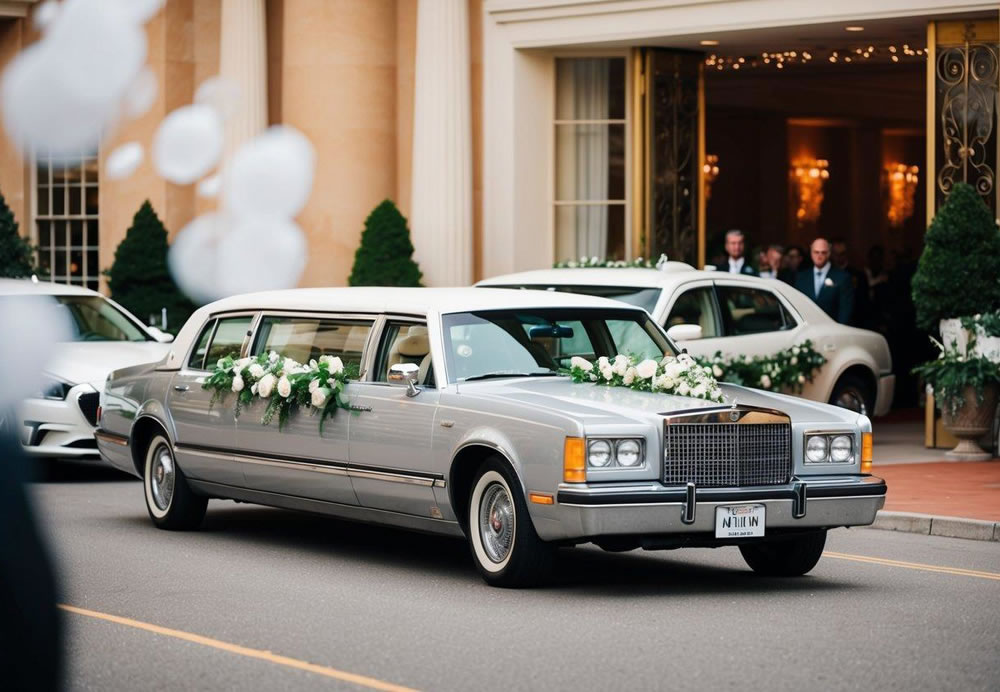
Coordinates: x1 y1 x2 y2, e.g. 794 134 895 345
1 279 173 461
478 263 894 416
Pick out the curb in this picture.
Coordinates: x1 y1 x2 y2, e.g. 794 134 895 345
866 511 1000 542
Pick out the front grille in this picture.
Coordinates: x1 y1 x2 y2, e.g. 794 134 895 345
78 392 99 427
663 422 791 487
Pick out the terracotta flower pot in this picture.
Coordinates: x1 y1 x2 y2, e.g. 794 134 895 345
941 383 998 460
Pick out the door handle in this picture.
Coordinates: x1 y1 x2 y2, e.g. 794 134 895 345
173 385 190 392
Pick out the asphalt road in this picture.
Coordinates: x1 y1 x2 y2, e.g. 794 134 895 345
25 463 1000 691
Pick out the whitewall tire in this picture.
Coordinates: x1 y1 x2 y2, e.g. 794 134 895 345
143 434 207 530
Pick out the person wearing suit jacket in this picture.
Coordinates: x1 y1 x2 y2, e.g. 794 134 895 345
720 229 758 276
795 237 855 324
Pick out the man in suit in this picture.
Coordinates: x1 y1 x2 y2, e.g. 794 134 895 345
721 229 757 276
795 237 854 324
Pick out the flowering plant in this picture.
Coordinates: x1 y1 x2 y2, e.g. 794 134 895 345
694 341 825 393
203 351 359 432
554 253 670 269
565 352 724 403
913 337 1000 415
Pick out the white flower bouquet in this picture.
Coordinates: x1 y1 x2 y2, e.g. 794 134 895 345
693 340 825 392
566 352 724 403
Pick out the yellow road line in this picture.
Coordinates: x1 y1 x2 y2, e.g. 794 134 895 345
824 552 1000 581
59 604 419 692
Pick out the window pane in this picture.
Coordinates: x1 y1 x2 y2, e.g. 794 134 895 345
53 220 66 247
84 158 98 184
716 286 790 335
50 295 148 342
374 322 432 384
666 287 720 338
37 162 49 184
87 249 99 278
555 57 626 121
188 320 216 369
70 220 83 247
85 185 99 215
253 317 372 368
555 124 625 201
38 187 49 215
206 316 253 363
70 250 83 278
54 248 67 276
555 204 625 263
37 220 51 245
52 185 65 214
69 186 82 215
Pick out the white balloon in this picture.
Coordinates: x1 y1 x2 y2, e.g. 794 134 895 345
168 213 230 304
0 294 74 408
33 0 60 31
217 217 307 296
153 104 224 184
194 76 241 120
196 174 221 198
124 67 158 119
223 126 316 220
106 142 144 179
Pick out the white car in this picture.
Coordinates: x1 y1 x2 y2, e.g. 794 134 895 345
478 263 894 416
1 279 173 461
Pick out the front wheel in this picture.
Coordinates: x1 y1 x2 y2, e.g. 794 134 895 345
144 434 207 530
467 458 555 587
829 374 873 415
739 530 827 576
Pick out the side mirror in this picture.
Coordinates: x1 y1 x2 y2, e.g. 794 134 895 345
148 327 174 343
666 324 703 342
388 362 421 397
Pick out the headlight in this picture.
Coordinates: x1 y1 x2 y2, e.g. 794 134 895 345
587 439 612 467
805 435 829 462
37 377 72 400
616 439 642 467
830 435 854 462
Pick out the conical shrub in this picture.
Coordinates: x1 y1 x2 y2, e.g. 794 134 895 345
0 188 34 278
348 199 423 286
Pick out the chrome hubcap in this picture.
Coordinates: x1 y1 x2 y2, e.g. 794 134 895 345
479 482 514 563
150 446 175 511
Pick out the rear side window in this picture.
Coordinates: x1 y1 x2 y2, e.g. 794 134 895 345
666 287 720 338
252 316 373 369
205 316 254 364
716 286 794 336
187 320 216 369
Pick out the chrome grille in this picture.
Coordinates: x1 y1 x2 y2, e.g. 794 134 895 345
663 422 791 487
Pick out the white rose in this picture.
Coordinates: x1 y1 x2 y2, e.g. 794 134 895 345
588 373 598 381
268 351 280 364
793 346 801 355
248 363 265 379
678 353 694 365
257 374 275 398
236 357 252 368
798 374 806 384
712 364 723 378
760 374 772 389
327 356 344 375
623 367 636 385
660 376 676 390
570 356 594 372
693 384 707 398
250 383 258 395
599 364 614 381
612 355 629 376
636 359 658 380
790 356 798 365
277 375 292 398
677 382 690 396
308 378 320 393
283 358 299 373
216 358 226 370
311 386 331 408
231 375 244 392
664 361 684 379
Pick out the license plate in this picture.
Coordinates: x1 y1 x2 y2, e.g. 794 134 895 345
715 504 765 538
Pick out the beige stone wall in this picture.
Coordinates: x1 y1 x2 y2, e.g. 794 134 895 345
0 18 27 232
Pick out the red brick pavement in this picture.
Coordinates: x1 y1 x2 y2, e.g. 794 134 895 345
875 461 1000 522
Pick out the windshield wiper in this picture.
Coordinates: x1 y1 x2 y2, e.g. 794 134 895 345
463 372 560 382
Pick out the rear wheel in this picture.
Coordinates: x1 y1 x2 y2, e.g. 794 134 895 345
739 530 827 577
143 434 207 530
829 374 873 415
467 457 555 587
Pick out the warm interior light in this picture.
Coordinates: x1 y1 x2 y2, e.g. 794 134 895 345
845 25 865 32
700 39 719 46
861 432 873 473
703 154 720 199
886 162 920 227
791 158 830 225
563 437 586 483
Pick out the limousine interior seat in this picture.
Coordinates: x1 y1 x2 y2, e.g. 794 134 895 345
387 327 433 385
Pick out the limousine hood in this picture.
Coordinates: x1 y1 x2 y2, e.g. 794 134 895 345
459 377 860 426
45 341 171 389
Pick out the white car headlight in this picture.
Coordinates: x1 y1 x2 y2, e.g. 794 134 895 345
805 435 829 462
587 439 612 467
37 377 73 401
830 435 854 462
615 439 642 467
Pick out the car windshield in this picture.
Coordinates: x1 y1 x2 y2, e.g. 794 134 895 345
487 285 661 314
441 308 673 382
14 295 151 342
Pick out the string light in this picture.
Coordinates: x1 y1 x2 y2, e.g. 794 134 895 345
703 41 926 71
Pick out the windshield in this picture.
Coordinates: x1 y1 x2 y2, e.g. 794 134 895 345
43 295 150 342
486 285 661 314
442 308 673 382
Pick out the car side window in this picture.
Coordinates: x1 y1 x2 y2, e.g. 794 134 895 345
205 316 254 365
187 320 216 369
716 286 792 336
252 317 373 370
374 321 433 386
666 287 720 338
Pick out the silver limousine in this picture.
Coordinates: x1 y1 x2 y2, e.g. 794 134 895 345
96 287 886 587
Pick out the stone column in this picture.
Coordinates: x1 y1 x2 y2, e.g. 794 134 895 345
410 0 472 286
219 0 267 159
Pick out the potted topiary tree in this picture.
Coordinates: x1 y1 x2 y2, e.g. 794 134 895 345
912 182 1000 351
348 200 422 287
0 188 35 278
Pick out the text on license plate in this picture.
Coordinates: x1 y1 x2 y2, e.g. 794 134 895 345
715 504 765 538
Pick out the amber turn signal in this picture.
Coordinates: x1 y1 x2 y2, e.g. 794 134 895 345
563 437 586 483
529 492 554 505
861 432 873 473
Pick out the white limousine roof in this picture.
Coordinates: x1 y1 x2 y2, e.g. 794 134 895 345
477 262 746 290
164 286 635 370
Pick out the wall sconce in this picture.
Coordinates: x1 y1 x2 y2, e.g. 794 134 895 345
703 154 720 199
886 163 919 227
791 158 830 225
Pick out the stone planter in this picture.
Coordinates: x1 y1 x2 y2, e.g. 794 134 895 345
941 383 998 460
973 328 1000 363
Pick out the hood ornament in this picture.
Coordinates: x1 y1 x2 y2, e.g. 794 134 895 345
729 399 740 421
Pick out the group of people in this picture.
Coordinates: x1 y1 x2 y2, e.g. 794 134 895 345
717 229 888 329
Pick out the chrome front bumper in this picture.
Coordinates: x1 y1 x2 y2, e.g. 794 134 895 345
19 386 101 459
534 476 886 542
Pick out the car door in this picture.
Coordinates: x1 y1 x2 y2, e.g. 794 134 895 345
166 313 254 486
235 313 376 506
661 281 727 360
710 281 802 360
347 317 442 518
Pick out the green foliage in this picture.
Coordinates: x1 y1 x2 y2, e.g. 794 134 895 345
105 201 194 332
694 340 827 393
912 182 1000 330
0 188 35 278
912 337 1000 415
961 310 1000 338
348 200 422 287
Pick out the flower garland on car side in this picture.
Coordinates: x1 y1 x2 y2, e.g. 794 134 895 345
566 353 725 403
203 351 360 432
694 341 826 393
553 253 670 269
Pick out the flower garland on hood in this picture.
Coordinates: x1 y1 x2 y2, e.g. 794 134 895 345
203 351 359 432
565 352 725 403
